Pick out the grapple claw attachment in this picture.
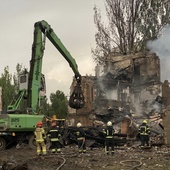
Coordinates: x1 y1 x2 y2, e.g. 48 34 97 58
69 83 84 109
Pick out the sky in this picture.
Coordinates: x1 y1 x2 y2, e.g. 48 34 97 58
0 0 106 101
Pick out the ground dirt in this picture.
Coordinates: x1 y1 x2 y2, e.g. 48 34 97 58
0 143 170 170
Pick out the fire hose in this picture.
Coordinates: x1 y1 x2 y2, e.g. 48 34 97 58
120 160 142 170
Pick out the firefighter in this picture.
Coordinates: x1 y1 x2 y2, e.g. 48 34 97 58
76 122 86 153
48 121 61 153
34 121 47 156
138 120 150 148
103 121 115 155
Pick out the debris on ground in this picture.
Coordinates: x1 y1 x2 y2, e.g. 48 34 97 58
1 144 170 170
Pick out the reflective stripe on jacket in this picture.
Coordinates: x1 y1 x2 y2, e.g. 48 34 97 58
139 124 150 135
34 127 46 142
76 128 85 140
103 127 115 139
48 127 61 141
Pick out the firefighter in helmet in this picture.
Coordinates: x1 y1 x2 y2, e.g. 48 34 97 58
103 121 115 155
76 122 86 153
138 120 150 148
34 121 47 156
48 121 61 153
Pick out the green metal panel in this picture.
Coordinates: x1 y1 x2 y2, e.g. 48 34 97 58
0 114 45 132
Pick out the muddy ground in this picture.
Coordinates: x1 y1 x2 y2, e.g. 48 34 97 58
0 142 170 170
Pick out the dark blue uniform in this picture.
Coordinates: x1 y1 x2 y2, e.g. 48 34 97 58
48 126 61 153
103 126 115 155
138 122 150 147
76 127 86 153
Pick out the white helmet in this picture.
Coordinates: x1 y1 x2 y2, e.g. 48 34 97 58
77 122 82 128
143 120 147 124
107 121 112 126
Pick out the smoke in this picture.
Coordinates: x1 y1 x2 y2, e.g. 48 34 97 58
105 89 117 100
97 77 117 100
147 24 170 82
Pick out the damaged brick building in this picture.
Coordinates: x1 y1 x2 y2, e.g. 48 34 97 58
67 52 162 131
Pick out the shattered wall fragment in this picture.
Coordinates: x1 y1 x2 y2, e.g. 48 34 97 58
162 107 170 146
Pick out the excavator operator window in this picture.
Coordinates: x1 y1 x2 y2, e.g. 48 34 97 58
20 75 27 83
19 73 29 91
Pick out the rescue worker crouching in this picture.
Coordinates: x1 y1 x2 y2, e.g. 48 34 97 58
48 121 61 154
34 121 47 156
76 122 86 153
103 121 115 155
138 120 150 148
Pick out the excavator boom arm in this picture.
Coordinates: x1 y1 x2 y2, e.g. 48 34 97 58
27 20 84 113
35 20 80 78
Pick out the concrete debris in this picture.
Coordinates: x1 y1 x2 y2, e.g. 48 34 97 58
67 52 170 146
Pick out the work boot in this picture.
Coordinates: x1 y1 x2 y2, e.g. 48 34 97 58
57 149 61 153
52 149 56 154
83 150 86 153
37 153 42 156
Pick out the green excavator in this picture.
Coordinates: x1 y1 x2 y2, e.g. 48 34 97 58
0 20 84 150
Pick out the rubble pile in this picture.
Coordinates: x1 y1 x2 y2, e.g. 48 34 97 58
1 144 170 170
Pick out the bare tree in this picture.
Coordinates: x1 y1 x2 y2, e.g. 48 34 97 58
92 0 170 65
